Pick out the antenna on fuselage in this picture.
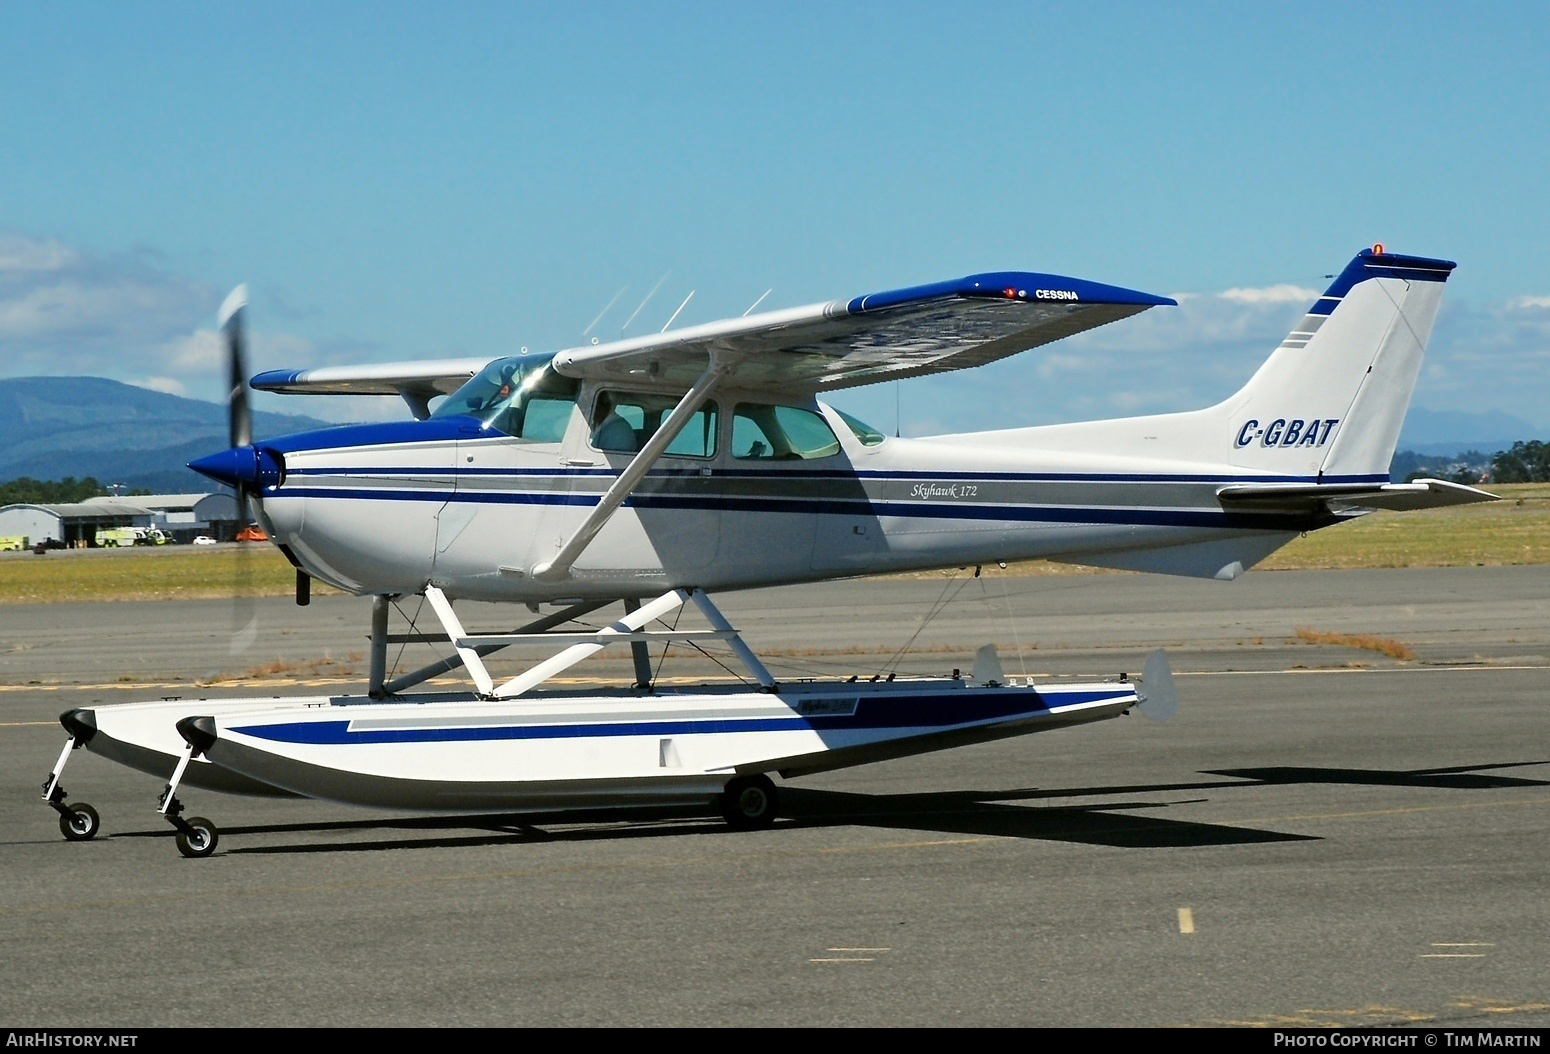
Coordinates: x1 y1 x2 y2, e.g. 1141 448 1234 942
661 290 695 332
621 271 670 337
742 289 772 316
583 284 628 337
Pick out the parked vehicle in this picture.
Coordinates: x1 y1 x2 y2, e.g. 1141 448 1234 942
95 527 139 547
95 527 169 547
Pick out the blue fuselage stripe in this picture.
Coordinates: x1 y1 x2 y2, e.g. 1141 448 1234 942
266 484 1334 531
281 466 1389 485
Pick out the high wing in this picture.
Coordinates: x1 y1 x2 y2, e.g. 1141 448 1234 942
250 271 1175 412
250 357 490 418
552 271 1174 393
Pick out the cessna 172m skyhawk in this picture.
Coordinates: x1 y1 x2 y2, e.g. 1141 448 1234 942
42 246 1494 857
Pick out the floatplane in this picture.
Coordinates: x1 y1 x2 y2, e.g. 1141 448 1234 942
42 246 1493 856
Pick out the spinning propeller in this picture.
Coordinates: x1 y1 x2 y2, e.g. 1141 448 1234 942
189 286 283 511
217 285 255 526
189 286 311 613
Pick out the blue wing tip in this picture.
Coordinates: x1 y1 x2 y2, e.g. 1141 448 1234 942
250 369 305 391
849 271 1175 313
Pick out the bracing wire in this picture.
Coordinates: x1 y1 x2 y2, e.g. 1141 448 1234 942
651 605 751 687
387 594 429 681
984 565 1030 680
650 606 683 685
880 568 975 676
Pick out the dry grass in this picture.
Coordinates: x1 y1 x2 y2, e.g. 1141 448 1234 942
0 545 334 604
203 651 365 685
1260 483 1550 570
1293 627 1416 660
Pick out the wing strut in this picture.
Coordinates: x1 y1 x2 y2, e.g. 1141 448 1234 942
367 595 613 698
417 587 776 698
424 587 495 695
532 355 730 582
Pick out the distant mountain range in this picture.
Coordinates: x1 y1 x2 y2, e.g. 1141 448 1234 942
1396 407 1543 457
0 377 336 493
0 377 1542 492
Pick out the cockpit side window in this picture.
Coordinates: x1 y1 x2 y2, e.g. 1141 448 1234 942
832 407 887 446
431 354 580 441
732 404 841 460
590 390 718 458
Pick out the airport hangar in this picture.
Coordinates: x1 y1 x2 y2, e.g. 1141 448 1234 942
0 493 241 547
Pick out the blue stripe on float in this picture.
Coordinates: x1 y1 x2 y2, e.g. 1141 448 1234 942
231 689 1133 746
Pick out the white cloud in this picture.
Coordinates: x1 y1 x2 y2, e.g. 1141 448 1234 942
1035 352 1089 379
0 231 396 420
163 329 225 372
0 233 77 273
130 376 189 396
0 232 216 383
1218 283 1321 304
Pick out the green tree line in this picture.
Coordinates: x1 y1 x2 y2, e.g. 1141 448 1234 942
1488 440 1550 483
0 477 150 506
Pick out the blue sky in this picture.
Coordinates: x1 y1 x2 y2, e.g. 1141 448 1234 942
2 2 1546 436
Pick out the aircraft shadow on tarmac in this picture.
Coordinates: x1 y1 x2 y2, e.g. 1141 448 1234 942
1202 760 1550 790
101 759 1544 856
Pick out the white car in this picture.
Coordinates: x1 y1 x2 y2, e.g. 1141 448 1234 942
192 536 217 546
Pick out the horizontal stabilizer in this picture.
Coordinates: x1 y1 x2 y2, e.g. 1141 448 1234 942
1217 477 1498 513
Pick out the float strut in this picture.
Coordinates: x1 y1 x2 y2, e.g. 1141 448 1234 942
368 594 391 697
623 598 654 689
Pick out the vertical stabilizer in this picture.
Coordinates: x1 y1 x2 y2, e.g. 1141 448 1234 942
1215 249 1455 481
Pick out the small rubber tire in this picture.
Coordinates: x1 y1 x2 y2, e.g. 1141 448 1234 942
175 817 219 858
59 803 100 841
719 775 779 830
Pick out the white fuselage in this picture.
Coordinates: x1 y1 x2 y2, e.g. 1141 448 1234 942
257 385 1326 602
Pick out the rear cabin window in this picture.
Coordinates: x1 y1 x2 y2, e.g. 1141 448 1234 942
834 408 887 446
590 391 719 458
732 404 841 460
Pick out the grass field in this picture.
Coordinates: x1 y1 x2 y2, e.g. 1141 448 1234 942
2 484 1546 604
1260 482 1550 570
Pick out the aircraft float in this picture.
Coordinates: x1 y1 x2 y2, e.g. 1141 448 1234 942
41 246 1493 856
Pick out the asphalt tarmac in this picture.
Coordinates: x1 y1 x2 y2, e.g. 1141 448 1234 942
1 566 1547 1027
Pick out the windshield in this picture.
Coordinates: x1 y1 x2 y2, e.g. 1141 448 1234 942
431 353 580 440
